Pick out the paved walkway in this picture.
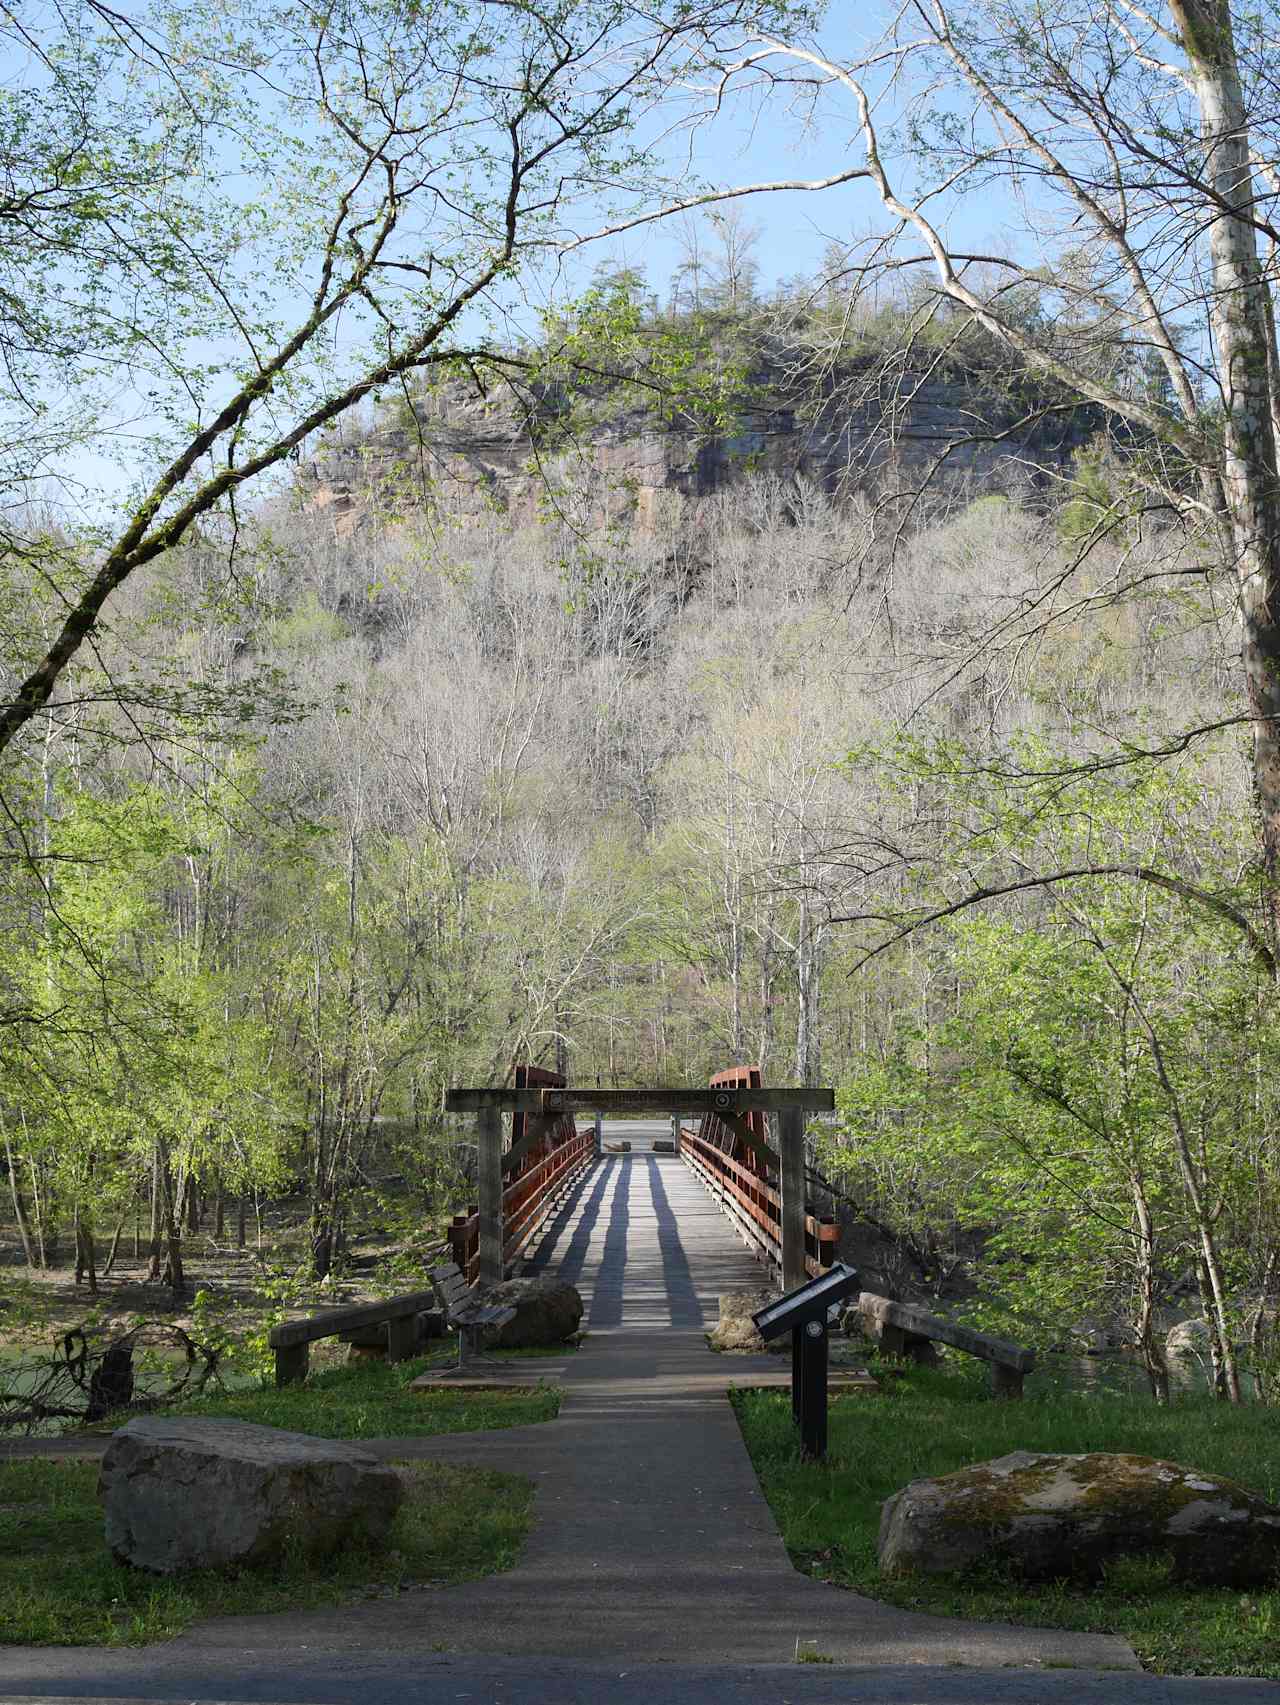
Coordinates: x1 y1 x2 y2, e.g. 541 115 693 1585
5 1131 1276 1700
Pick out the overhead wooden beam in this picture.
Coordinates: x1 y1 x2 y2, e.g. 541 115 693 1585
446 1086 834 1114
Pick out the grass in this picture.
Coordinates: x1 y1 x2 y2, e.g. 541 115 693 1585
732 1361 1280 1678
123 1351 561 1438
0 1453 532 1646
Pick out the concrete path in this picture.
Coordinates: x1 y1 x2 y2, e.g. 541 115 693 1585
6 1138 1268 1700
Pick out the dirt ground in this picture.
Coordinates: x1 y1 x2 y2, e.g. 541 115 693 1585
0 1191 427 1358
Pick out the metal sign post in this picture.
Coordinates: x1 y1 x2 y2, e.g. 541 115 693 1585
753 1262 860 1462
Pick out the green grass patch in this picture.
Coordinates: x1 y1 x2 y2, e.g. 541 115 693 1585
0 1453 532 1646
732 1364 1280 1678
143 1352 560 1438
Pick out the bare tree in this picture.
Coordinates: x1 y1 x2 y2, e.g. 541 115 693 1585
680 0 1280 946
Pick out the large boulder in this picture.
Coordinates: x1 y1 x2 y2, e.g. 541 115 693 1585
343 1309 445 1359
708 1289 779 1353
99 1416 403 1574
879 1450 1280 1586
481 1276 583 1348
1166 1317 1216 1362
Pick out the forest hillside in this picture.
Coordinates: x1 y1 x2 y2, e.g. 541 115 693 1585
4 261 1262 1405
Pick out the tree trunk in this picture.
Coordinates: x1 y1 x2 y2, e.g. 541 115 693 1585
1248 1249 1278 1403
147 1142 163 1281
1170 0 1280 950
3 1129 36 1268
1131 1180 1168 1403
795 908 825 1085
101 1212 127 1279
74 1209 98 1295
152 1143 185 1297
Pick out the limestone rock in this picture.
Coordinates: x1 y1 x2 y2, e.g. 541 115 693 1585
708 1289 778 1353
878 1450 1280 1586
99 1416 403 1574
481 1276 583 1348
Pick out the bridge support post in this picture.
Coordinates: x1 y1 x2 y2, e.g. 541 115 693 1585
778 1106 807 1292
594 1113 602 1158
477 1105 504 1286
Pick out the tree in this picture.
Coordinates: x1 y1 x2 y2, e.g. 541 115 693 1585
823 749 1280 1399
691 0 1280 945
0 0 806 756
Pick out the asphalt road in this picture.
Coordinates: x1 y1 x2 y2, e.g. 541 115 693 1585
1 1655 1277 1705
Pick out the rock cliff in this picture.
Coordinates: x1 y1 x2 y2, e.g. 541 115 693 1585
303 343 1109 535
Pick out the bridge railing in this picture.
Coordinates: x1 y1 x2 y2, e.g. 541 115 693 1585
679 1067 838 1280
447 1063 595 1285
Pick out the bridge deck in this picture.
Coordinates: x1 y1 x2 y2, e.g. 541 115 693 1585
527 1129 767 1328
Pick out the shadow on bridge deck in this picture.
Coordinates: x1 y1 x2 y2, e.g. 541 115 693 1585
525 1147 766 1332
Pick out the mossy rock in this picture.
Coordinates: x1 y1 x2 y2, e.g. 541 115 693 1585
878 1450 1280 1586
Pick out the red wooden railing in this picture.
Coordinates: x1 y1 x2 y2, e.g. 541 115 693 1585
500 1123 594 1266
447 1063 595 1285
679 1066 837 1279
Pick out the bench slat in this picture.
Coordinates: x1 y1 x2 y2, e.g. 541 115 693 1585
454 1304 517 1327
269 1289 438 1350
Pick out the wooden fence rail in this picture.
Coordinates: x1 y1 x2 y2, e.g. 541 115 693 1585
857 1293 1036 1398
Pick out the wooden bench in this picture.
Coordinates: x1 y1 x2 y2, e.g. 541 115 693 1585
268 1290 438 1388
857 1292 1036 1398
430 1262 518 1367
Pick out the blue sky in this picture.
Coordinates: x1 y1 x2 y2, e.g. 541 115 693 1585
32 2 995 517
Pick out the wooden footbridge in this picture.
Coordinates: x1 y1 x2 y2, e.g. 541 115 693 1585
271 1062 1036 1393
443 1065 836 1298
267 1065 834 1383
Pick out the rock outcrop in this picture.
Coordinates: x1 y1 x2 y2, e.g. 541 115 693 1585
303 341 1113 538
878 1450 1280 1586
480 1277 583 1348
99 1416 402 1574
